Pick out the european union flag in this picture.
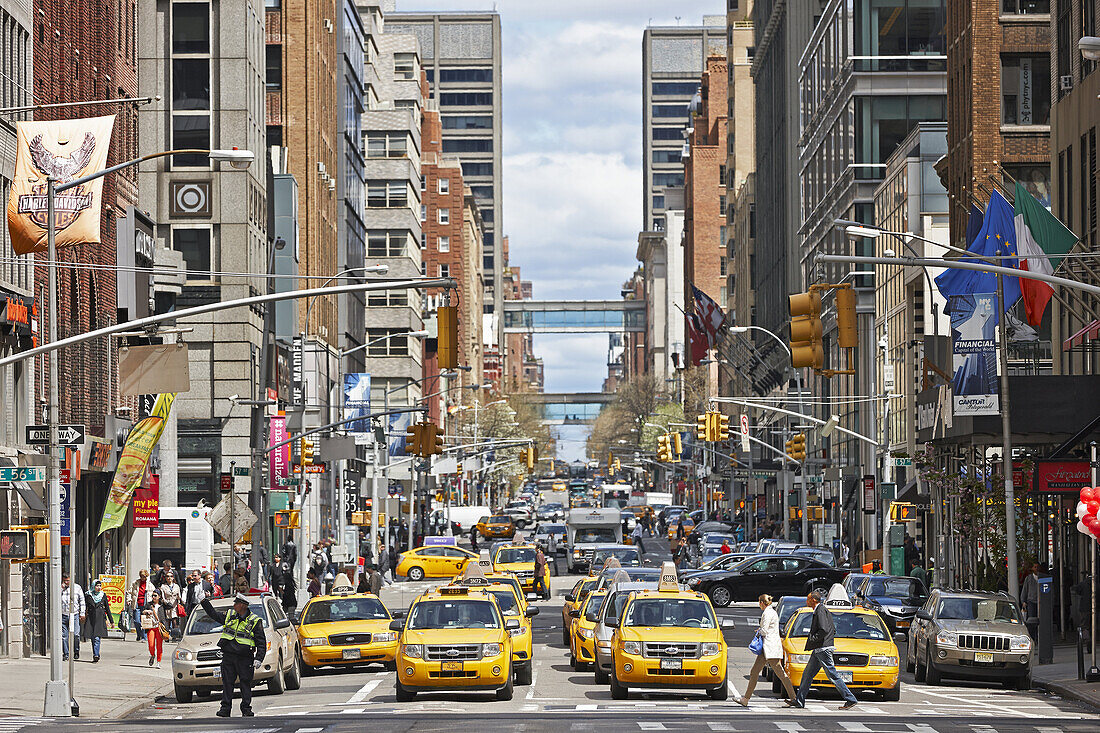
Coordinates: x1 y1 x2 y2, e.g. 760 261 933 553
934 191 1021 318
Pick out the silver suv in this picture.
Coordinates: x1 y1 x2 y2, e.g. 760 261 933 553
907 589 1033 689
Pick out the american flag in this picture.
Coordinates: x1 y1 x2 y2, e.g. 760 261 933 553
691 285 726 347
686 311 709 366
152 522 180 539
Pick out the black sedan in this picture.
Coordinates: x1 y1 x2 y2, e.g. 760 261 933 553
855 574 928 635
683 553 849 607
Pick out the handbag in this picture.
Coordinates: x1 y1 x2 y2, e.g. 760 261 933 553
749 631 764 656
177 603 187 618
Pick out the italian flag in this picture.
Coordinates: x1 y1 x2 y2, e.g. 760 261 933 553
1013 182 1078 326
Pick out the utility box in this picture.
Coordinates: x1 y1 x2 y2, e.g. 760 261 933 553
888 524 905 575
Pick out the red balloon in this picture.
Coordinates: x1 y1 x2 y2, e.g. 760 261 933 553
1082 488 1097 502
1085 515 1100 532
1088 500 1100 517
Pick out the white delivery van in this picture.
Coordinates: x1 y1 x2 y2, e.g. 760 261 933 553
442 505 492 535
150 506 215 573
565 507 622 573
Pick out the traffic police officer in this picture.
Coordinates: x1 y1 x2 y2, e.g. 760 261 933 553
200 592 266 717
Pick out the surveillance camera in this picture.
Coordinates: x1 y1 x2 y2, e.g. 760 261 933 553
227 394 240 405
883 248 895 257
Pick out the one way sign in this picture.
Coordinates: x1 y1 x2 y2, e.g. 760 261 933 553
25 424 85 447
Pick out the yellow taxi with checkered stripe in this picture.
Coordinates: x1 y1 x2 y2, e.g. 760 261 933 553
390 572 518 701
453 563 539 685
296 581 399 673
492 542 550 598
608 562 731 700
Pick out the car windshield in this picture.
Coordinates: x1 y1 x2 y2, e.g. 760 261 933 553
583 592 607 615
538 524 565 535
777 599 805 629
795 549 835 565
407 599 501 629
789 611 888 641
700 555 735 570
868 578 925 599
496 547 536 564
703 535 736 546
623 598 716 628
186 603 269 635
302 597 389 624
489 515 511 524
507 502 526 508
602 591 631 622
487 589 520 616
575 528 617 543
937 597 1022 623
593 548 640 566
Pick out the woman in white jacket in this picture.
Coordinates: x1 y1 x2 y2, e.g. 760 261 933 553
739 594 797 706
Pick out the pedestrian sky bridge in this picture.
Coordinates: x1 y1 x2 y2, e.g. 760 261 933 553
502 299 646 333
525 392 615 425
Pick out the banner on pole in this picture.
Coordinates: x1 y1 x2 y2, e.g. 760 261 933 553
268 415 289 490
949 293 1000 416
6 115 116 255
98 574 128 631
343 373 371 435
98 393 176 535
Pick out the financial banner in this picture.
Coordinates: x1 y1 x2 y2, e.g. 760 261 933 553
98 393 176 535
132 473 160 528
268 415 289 489
949 293 1000 416
6 115 115 255
343 373 371 434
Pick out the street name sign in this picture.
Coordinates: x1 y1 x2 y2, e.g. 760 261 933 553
0 466 45 482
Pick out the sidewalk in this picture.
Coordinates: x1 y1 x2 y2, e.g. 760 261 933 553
0 632 176 719
1031 643 1100 711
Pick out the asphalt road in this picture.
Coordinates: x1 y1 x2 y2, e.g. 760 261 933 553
6 541 1095 732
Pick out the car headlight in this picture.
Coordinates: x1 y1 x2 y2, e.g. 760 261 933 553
790 654 810 664
596 640 611 649
687 578 701 587
174 649 194 661
869 655 898 667
483 643 503 657
510 626 529 637
622 641 642 655
701 642 721 656
573 549 583 556
402 644 423 658
1011 635 1032 651
300 636 326 647
936 631 957 646
372 632 398 643
579 627 593 639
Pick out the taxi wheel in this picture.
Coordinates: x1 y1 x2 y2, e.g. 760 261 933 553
771 676 783 694
609 670 628 700
299 654 315 677
285 651 302 691
515 663 533 686
496 669 515 701
562 627 571 646
708 679 729 701
569 650 577 669
882 680 901 701
708 585 733 608
395 679 417 702
407 566 425 582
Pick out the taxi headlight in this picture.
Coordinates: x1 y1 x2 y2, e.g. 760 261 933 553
510 626 528 637
373 632 398 643
402 644 423 658
701 642 721 656
1011 635 1032 651
483 643 503 657
936 631 957 647
300 637 326 647
174 649 194 662
579 628 594 639
869 655 898 667
790 653 810 664
622 641 642 655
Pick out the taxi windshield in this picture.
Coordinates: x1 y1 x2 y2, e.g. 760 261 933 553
489 515 511 524
407 599 502 629
302 597 389 624
623 598 716 628
487 589 520 615
789 611 888 640
937 597 1021 623
575 528 617 543
186 603 269 636
592 548 641 566
496 547 536 564
582 592 607 615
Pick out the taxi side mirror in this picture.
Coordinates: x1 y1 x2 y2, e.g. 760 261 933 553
569 608 581 618
392 610 406 619
526 607 540 618
388 619 404 632
565 594 576 603
585 610 599 622
505 618 520 630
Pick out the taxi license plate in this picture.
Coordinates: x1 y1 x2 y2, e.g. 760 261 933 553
838 671 853 683
342 649 361 660
660 658 682 671
442 661 463 672
974 652 994 664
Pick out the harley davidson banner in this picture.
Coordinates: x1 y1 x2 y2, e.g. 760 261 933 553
6 115 115 255
98 393 176 535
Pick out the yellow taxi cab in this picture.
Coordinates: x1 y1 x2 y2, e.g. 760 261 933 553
779 600 901 701
667 516 696 540
454 563 538 685
569 589 607 671
391 583 518 701
296 583 399 673
476 514 517 540
609 562 730 700
395 544 479 581
561 574 601 645
492 543 550 598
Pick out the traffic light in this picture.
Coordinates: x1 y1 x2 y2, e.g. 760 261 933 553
300 438 315 465
715 413 730 442
789 433 806 461
425 422 444 456
527 445 538 471
274 510 290 528
670 431 682 458
789 289 824 370
808 505 824 521
519 447 528 468
696 413 709 441
656 434 671 462
437 304 458 370
404 423 423 457
614 458 621 473
835 285 858 349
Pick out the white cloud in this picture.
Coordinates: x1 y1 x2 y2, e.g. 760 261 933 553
534 333 609 393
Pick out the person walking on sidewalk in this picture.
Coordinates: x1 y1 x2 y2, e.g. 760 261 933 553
200 592 266 718
82 580 114 663
60 573 84 661
159 571 182 638
791 590 858 710
128 569 153 642
739 594 796 706
141 591 168 668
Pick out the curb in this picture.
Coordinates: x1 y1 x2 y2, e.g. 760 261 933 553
1034 678 1100 712
109 681 174 720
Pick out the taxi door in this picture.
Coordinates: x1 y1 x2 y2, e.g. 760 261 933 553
419 547 448 576
441 547 471 574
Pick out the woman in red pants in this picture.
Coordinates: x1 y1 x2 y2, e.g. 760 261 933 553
141 591 168 668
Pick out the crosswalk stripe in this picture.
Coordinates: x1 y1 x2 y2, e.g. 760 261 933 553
347 678 381 703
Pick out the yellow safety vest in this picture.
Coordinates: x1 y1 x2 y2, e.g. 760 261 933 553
220 610 260 649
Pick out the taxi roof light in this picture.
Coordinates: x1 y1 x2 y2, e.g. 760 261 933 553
460 560 490 583
657 561 679 592
439 586 470 596
602 557 622 572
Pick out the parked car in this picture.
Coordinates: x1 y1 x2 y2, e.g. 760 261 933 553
684 553 848 607
907 589 1033 689
791 546 836 566
856 575 927 635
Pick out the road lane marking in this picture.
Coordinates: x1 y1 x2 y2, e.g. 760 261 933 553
839 724 870 732
347 678 382 703
774 724 804 733
707 724 736 731
295 729 324 733
638 724 666 731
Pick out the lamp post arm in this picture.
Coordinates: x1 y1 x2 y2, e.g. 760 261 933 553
56 148 215 193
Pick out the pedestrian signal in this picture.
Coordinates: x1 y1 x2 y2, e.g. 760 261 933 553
889 502 918 522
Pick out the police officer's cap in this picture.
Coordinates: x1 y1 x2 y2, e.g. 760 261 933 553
233 593 250 605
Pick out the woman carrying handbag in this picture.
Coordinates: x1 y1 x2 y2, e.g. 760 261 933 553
738 594 797 706
141 591 169 668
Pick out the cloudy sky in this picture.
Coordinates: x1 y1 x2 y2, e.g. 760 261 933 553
398 0 719 402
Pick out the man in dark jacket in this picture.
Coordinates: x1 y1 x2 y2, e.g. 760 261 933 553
200 592 267 717
791 590 857 709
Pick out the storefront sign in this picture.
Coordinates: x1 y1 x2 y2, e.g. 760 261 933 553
1013 461 1090 493
132 473 160 527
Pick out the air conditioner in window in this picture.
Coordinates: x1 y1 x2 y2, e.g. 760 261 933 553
328 179 336 191
1059 75 1073 91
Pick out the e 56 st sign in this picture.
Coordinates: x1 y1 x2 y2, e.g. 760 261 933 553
0 466 45 482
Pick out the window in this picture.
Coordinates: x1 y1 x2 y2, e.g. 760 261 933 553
366 133 408 158
438 235 450 252
173 59 210 110
441 115 492 130
481 208 494 223
652 173 684 187
1003 164 1051 208
470 185 493 200
367 230 411 257
172 115 210 166
367 290 409 307
442 138 493 153
421 175 426 191
651 103 689 118
438 178 450 194
439 264 450 278
438 67 493 83
438 208 450 224
461 162 493 177
265 45 282 90
439 92 493 106
652 194 665 209
652 82 699 96
652 149 681 164
172 1 209 54
652 127 684 140
420 231 426 248
1002 0 1049 13
394 53 416 80
172 227 211 276
1001 55 1051 125
420 204 426 221
366 329 409 357
367 181 409 208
